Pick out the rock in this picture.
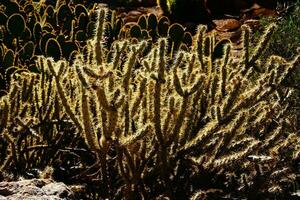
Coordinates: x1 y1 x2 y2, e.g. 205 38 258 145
252 8 277 17
42 182 73 198
213 19 241 32
125 11 142 23
128 10 143 16
122 6 162 24
0 179 75 200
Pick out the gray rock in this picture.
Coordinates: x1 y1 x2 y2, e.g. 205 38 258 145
0 179 75 200
0 195 6 200
42 182 73 198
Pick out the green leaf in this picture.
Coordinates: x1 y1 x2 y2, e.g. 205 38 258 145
45 5 55 20
39 32 55 54
45 38 62 61
75 30 87 42
130 25 142 39
75 4 88 18
43 23 54 33
20 41 35 60
56 4 72 25
2 49 15 69
168 23 185 43
114 19 123 38
62 41 78 59
0 12 7 26
33 22 42 41
183 32 193 46
158 16 170 37
56 34 66 46
24 4 34 14
0 27 4 42
148 14 157 30
86 21 96 39
138 15 147 30
78 13 89 30
6 13 25 38
5 1 20 16
22 26 32 41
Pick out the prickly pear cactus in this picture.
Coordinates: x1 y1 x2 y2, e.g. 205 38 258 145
6 13 25 38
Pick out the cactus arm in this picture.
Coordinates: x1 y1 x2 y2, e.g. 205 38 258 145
81 86 101 151
47 60 83 132
95 9 106 66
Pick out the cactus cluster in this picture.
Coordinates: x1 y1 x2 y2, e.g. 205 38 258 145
0 0 100 91
1 8 299 199
105 12 194 57
0 0 195 95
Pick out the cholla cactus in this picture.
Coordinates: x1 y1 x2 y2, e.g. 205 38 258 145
1 9 300 199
